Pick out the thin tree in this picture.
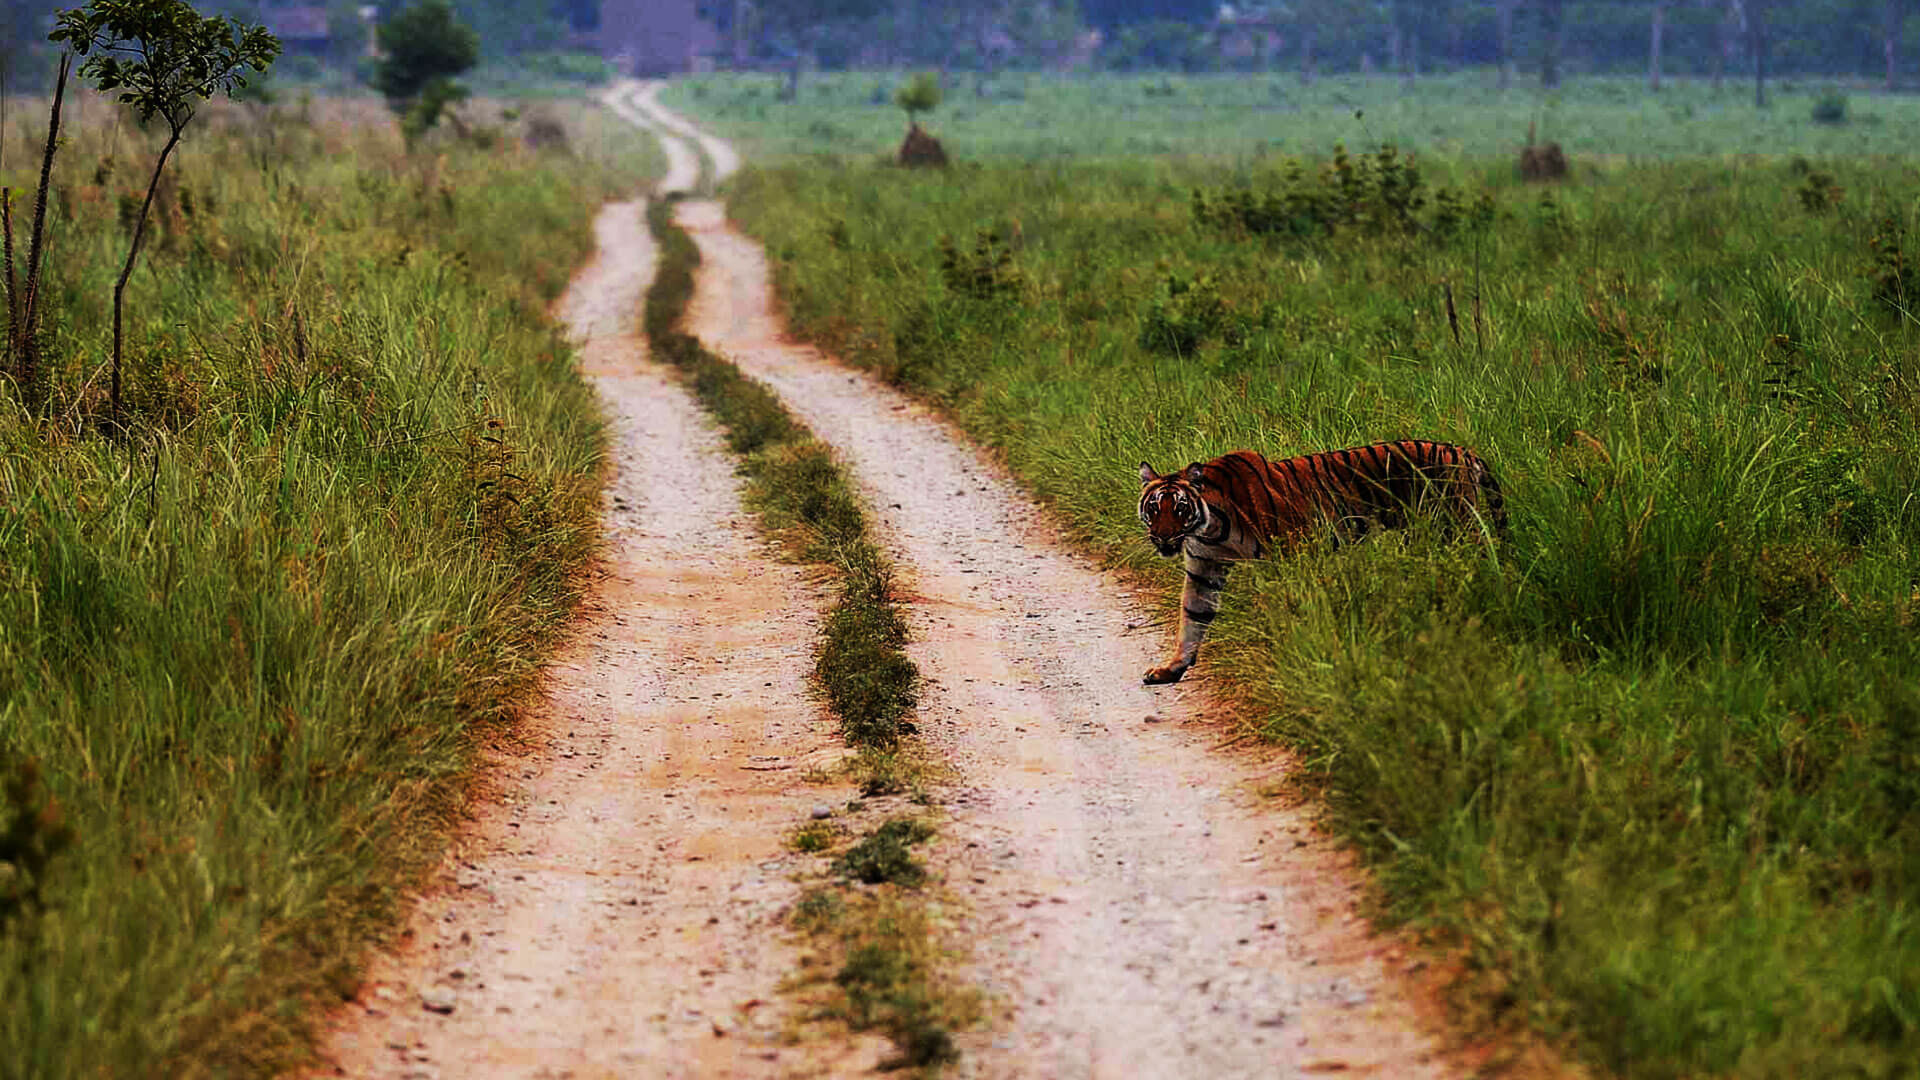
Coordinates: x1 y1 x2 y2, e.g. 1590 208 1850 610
1714 0 1741 90
1539 0 1567 89
1747 0 1769 107
372 0 478 145
1885 0 1904 91
50 0 279 426
752 0 887 100
1649 0 1667 91
1496 0 1518 90
3 53 73 410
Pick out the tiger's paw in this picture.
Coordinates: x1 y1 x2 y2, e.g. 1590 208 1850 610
1142 663 1188 686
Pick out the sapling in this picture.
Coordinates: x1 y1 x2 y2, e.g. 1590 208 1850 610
894 71 942 128
50 0 279 426
2 52 73 410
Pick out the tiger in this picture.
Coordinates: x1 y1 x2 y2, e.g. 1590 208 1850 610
1137 439 1505 685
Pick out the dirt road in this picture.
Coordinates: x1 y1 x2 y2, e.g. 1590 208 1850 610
310 202 887 1077
313 82 1471 1079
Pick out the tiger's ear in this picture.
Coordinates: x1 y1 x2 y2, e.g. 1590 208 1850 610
1184 462 1209 486
1138 462 1159 486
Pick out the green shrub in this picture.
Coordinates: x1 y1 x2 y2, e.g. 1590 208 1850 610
894 71 941 123
1138 270 1228 355
834 818 935 886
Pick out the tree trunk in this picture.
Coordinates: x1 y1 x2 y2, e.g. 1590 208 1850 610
15 52 70 407
3 191 17 377
1715 0 1741 91
1540 0 1565 90
112 126 183 426
1749 0 1767 108
1649 2 1666 91
1886 0 1900 92
1299 26 1316 85
1496 0 1516 90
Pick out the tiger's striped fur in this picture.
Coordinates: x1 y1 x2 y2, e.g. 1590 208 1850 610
1137 440 1505 685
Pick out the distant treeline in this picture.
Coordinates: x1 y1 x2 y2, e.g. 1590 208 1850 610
4 2 1919 90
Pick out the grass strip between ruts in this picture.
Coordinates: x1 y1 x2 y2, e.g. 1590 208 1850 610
640 195 970 1070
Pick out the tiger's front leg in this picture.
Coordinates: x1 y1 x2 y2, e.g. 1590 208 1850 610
1144 552 1229 685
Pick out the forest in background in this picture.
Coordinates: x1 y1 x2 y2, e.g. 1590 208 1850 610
7 2 1920 95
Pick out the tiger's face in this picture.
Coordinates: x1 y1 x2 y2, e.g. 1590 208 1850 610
1138 462 1206 557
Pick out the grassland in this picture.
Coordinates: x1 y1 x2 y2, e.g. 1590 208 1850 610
0 93 656 1076
661 68 1920 163
682 70 1920 1077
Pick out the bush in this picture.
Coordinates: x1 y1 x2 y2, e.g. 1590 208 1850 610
894 71 941 123
834 818 934 886
1139 270 1228 355
1191 143 1436 241
372 0 476 116
1812 92 1849 125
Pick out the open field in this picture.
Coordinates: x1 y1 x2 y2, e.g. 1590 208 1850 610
0 93 655 1076
678 70 1920 1076
661 68 1920 163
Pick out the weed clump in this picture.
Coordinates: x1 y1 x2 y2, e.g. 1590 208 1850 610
1139 270 1229 355
1795 450 1888 545
1868 216 1915 315
837 943 960 1067
1430 186 1496 241
835 817 934 886
793 892 972 1070
790 820 838 854
1534 190 1575 257
0 759 76 931
818 577 921 747
1797 170 1844 212
937 228 1023 300
1191 143 1439 241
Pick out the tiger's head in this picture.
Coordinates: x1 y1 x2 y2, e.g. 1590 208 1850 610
1138 461 1210 557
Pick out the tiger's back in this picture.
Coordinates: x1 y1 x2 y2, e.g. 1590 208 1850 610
1136 439 1503 685
1215 439 1506 555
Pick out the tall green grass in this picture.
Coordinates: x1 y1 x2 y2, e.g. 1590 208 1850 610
719 141 1920 1075
0 94 656 1075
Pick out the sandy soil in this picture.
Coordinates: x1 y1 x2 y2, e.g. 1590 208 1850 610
308 203 887 1078
675 190 1463 1079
